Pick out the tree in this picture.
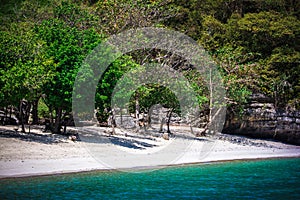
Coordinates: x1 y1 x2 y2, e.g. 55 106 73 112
93 0 178 34
35 18 101 133
0 21 55 131
95 56 139 123
134 84 180 134
226 11 299 57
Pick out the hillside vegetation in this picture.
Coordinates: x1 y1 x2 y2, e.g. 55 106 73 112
0 0 299 137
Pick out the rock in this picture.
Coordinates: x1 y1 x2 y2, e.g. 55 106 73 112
69 135 77 142
162 133 169 140
223 93 300 145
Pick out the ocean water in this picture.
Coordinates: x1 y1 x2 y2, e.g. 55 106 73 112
1 158 300 199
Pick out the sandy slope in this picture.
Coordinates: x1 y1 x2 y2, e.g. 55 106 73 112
0 125 299 178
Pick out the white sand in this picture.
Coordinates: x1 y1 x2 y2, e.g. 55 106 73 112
0 125 299 178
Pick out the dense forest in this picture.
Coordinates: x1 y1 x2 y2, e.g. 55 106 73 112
0 0 299 139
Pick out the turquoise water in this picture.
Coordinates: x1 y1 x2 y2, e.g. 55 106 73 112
1 158 300 199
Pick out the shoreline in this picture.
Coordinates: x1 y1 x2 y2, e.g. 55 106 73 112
1 125 300 179
1 156 300 180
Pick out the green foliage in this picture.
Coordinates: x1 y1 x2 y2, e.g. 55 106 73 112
38 98 50 119
0 22 55 107
183 69 209 107
35 18 102 112
198 8 300 111
95 56 139 121
129 84 181 115
94 0 178 34
199 15 226 51
214 46 258 106
1 0 299 127
54 0 98 30
259 47 300 108
227 11 299 56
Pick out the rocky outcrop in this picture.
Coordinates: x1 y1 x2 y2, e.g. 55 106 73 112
223 93 300 145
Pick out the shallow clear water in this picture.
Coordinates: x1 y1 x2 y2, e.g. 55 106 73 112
1 158 300 199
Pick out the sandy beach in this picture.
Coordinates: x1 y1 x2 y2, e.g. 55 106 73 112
0 125 299 178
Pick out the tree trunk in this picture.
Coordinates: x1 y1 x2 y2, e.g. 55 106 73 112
31 98 39 125
3 106 8 125
50 107 54 125
120 110 123 125
209 68 213 125
9 105 12 118
135 96 140 128
20 100 26 133
166 108 174 135
53 107 62 134
63 124 67 134
146 108 152 129
158 107 164 132
110 108 116 135
23 101 31 124
141 112 146 132
159 118 165 132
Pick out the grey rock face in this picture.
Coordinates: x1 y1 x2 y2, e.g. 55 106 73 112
223 93 300 145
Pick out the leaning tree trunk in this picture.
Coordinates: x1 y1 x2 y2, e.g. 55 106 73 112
166 108 174 136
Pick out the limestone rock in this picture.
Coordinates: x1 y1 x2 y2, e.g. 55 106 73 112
223 93 300 145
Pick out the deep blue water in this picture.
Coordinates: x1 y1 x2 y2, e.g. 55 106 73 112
1 158 300 199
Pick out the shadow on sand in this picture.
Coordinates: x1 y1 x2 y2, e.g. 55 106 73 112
0 128 68 144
